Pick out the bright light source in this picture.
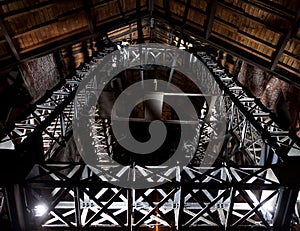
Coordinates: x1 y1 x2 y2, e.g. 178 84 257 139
33 204 48 217
121 41 128 46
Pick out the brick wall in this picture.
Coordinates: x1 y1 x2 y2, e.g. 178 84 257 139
19 53 60 100
237 62 300 134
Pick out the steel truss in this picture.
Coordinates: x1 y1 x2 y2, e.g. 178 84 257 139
25 162 281 230
195 51 300 164
0 44 299 230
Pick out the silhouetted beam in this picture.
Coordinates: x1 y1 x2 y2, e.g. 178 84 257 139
116 0 128 22
82 0 96 35
271 8 300 70
205 0 217 39
177 0 191 47
136 0 144 43
163 0 174 30
0 18 20 61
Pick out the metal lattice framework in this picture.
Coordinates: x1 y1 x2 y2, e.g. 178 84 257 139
0 44 299 230
25 163 280 230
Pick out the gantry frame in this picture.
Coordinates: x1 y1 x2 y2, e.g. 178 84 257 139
0 43 299 231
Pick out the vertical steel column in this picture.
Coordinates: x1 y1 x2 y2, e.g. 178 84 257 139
127 188 133 231
74 186 82 228
4 184 28 231
273 188 298 230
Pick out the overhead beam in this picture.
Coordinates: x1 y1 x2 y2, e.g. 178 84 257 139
205 0 217 39
163 0 173 28
271 8 300 70
116 0 128 23
0 18 20 61
82 0 96 35
177 0 192 47
136 0 144 43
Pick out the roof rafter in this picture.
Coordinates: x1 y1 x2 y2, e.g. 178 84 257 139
0 17 20 61
116 0 128 22
162 0 176 44
205 0 217 39
271 8 300 70
136 0 144 43
82 0 96 35
177 0 191 47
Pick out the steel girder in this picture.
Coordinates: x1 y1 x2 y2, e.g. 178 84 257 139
195 51 300 164
0 44 299 230
25 162 281 230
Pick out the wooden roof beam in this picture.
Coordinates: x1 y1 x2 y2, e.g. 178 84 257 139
163 0 173 28
136 0 144 43
115 0 134 42
116 0 128 22
271 8 300 70
0 18 20 61
177 0 192 47
82 0 96 35
205 0 217 39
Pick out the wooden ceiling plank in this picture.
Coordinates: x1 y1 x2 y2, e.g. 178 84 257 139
0 12 147 72
214 17 277 49
205 0 217 39
218 0 285 35
271 8 300 70
12 8 88 38
0 0 21 6
109 25 139 41
0 17 20 60
92 0 117 10
13 19 57 38
241 0 294 20
2 1 54 20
